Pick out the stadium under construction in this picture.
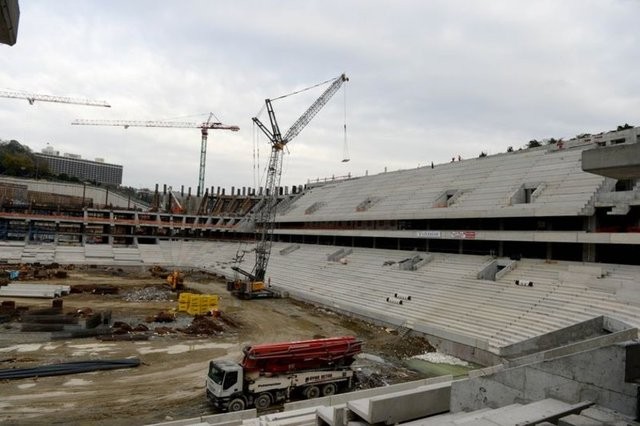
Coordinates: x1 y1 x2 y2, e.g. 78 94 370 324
2 125 640 424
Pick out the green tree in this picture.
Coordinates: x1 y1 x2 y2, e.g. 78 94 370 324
0 140 35 176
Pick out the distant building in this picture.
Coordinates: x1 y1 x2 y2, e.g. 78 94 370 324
35 148 123 186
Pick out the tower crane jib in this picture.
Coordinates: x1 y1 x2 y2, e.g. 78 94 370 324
0 90 110 108
71 117 239 196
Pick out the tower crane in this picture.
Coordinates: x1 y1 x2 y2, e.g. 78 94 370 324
71 114 239 196
229 73 348 299
0 90 110 107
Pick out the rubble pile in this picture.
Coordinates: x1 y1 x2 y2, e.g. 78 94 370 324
0 263 71 282
154 326 177 335
149 265 170 279
0 300 25 323
123 287 171 302
145 311 176 323
178 315 225 336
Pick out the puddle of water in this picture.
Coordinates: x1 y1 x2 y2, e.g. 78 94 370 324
357 353 387 364
404 352 477 378
412 352 470 366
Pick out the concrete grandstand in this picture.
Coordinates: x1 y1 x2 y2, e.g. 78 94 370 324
2 125 640 424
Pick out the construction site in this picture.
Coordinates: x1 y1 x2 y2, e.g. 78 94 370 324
0 123 639 425
3 2 640 424
0 265 445 425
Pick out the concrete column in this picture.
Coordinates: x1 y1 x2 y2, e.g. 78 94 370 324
546 242 553 260
583 243 596 262
498 241 504 257
458 240 463 254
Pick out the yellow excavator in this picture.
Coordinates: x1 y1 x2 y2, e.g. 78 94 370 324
166 270 185 291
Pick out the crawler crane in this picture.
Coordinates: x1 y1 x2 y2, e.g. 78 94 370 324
228 74 348 299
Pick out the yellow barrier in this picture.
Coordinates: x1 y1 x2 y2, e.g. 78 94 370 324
177 292 219 315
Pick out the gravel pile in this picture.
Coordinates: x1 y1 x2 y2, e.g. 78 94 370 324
123 287 171 302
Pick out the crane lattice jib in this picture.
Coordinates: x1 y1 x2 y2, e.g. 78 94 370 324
0 91 111 107
250 73 348 283
282 73 348 143
71 119 239 131
253 144 284 281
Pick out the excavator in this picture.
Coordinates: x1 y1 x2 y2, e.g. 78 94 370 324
166 270 184 291
227 74 349 299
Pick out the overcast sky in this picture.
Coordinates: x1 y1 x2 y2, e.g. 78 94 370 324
1 0 639 191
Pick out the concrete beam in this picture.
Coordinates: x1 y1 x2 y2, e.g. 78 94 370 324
346 381 451 425
582 143 640 179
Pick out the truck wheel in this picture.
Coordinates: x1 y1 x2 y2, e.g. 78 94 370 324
227 398 245 412
304 385 320 399
322 383 337 396
254 393 271 410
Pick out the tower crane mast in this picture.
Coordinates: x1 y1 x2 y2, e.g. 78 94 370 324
0 90 110 107
229 73 348 298
72 116 239 196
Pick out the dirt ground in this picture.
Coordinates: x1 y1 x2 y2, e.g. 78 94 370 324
0 267 435 426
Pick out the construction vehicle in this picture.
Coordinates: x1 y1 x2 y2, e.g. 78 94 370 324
206 336 362 412
228 74 349 299
166 270 184 291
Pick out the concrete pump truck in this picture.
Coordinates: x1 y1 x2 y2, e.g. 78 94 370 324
206 336 362 411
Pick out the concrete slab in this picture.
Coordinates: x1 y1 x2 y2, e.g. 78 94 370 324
557 414 602 425
346 381 450 425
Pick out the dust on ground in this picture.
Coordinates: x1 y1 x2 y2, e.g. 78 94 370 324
0 266 438 426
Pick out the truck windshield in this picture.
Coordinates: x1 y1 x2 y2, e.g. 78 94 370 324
208 362 225 385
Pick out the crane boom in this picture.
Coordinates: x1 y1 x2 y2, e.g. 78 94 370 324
245 73 348 288
0 90 111 107
72 117 239 196
283 74 348 143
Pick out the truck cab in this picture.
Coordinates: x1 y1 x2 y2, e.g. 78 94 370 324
206 360 245 411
